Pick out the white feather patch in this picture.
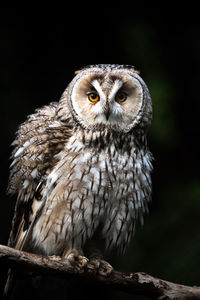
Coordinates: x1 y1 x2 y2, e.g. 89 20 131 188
14 147 24 157
23 179 30 189
31 168 38 178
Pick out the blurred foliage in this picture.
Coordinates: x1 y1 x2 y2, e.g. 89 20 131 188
148 77 178 147
0 6 200 300
121 23 179 148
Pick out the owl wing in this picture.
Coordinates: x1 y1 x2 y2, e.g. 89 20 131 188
8 102 72 250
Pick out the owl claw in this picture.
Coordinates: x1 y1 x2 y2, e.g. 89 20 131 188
65 252 88 270
87 258 113 276
98 260 113 276
87 258 100 273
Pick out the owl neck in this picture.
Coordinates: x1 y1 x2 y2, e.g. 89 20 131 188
76 127 148 153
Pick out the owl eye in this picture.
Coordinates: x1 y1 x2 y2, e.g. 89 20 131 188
115 92 127 103
88 92 100 103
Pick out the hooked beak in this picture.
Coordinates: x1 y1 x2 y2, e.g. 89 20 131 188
104 106 111 121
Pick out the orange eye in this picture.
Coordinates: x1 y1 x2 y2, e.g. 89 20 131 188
88 92 100 103
116 92 127 103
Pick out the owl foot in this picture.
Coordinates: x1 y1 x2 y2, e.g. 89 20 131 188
67 253 88 269
64 250 88 270
87 258 113 276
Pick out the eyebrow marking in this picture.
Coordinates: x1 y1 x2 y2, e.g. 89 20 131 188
91 79 106 101
108 79 123 100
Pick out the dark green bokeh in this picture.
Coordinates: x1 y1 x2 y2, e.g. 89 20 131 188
0 6 199 300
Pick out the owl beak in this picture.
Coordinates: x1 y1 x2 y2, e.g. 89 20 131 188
104 107 111 121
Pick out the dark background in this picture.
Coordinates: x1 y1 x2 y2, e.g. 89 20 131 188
0 4 200 300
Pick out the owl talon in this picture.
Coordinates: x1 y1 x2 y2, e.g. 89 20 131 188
98 260 113 276
87 258 100 273
87 258 113 276
66 253 88 270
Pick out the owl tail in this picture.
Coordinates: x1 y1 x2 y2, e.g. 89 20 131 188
3 269 15 300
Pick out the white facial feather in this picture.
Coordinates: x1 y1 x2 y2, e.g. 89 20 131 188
90 79 124 123
91 79 106 101
70 69 147 131
108 79 123 101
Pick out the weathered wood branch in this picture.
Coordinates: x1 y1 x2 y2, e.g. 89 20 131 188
0 244 200 300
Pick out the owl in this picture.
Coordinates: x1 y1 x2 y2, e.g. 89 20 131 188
6 64 153 281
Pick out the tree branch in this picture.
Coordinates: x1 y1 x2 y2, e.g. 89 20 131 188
0 244 200 300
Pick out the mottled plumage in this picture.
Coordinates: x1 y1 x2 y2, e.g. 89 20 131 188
7 64 153 279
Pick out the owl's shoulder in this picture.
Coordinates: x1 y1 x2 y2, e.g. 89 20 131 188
8 102 73 195
7 102 74 247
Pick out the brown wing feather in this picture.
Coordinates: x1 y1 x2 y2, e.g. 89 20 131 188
8 102 72 250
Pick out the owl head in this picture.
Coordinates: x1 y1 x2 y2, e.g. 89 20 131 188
59 64 152 133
